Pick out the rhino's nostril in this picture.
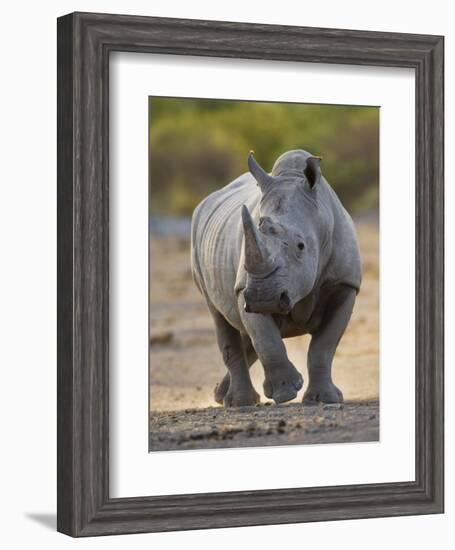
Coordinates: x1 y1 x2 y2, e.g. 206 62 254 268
279 291 290 309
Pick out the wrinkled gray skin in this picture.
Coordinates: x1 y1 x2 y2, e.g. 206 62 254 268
191 150 361 407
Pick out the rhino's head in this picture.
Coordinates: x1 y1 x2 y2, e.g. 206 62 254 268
242 151 329 315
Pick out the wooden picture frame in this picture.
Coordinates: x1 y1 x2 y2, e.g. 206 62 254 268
57 12 444 536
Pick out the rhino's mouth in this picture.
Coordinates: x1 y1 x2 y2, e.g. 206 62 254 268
243 287 292 315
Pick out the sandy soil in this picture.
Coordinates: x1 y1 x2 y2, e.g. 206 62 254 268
149 222 379 449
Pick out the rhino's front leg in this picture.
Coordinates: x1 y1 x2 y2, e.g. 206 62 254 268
214 334 257 404
303 285 356 404
239 294 303 403
210 306 260 408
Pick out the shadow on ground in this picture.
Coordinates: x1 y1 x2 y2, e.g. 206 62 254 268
25 513 56 531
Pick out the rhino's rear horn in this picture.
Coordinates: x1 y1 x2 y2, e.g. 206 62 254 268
248 151 275 193
241 205 274 275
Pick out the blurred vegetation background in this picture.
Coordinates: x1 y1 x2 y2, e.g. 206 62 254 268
149 97 379 217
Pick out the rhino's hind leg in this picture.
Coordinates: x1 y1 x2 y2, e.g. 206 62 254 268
303 285 356 404
214 335 257 404
214 374 230 405
210 308 260 408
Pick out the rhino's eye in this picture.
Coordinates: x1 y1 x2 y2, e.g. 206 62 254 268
297 242 305 251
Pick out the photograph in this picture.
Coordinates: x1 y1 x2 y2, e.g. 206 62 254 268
148 97 380 451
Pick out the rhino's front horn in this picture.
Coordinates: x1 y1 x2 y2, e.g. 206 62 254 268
248 151 275 192
241 205 274 275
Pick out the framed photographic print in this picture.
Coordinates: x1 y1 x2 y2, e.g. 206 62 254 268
57 12 444 536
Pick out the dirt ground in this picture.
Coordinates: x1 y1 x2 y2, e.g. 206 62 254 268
149 222 379 450
150 401 379 451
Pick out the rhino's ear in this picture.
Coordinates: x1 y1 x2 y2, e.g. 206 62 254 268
304 156 322 189
248 151 274 193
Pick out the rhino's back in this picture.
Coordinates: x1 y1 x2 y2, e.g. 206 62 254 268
191 172 260 325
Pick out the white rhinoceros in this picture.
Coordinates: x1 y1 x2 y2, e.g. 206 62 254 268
191 150 361 407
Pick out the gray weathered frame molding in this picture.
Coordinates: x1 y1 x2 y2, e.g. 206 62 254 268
57 12 444 536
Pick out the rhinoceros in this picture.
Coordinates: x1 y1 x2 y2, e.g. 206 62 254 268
191 149 361 407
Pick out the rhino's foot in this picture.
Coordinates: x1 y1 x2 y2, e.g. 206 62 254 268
302 381 343 405
223 385 260 408
263 363 303 404
214 373 230 405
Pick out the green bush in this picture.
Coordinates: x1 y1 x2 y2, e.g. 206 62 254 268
149 97 379 216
